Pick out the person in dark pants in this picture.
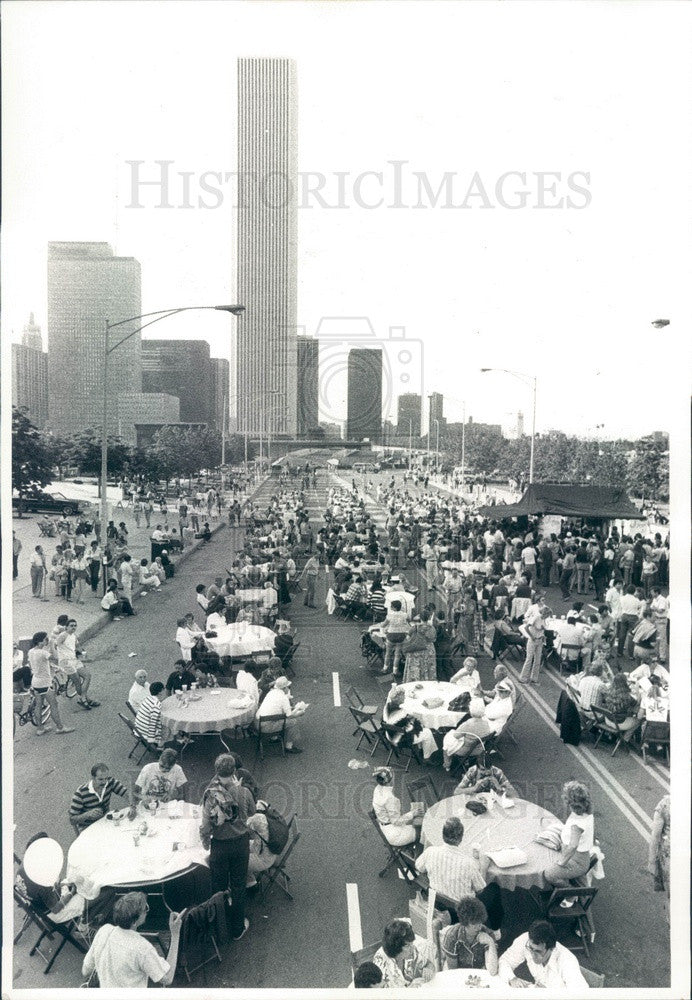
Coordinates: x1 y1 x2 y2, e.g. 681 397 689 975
199 755 255 941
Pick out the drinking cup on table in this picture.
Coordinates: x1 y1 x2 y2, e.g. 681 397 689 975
183 685 189 692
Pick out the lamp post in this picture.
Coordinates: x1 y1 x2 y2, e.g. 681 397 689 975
265 388 282 466
408 419 412 470
461 400 466 492
480 367 538 484
100 305 244 554
434 418 440 473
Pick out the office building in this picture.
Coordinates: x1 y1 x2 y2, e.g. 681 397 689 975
517 411 525 438
47 242 141 436
115 392 180 446
347 348 382 442
297 336 319 437
142 340 213 426
12 313 48 428
428 392 444 434
236 57 298 437
397 393 421 438
211 357 231 433
320 422 342 440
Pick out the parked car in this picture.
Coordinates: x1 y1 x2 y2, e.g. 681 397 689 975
12 491 84 516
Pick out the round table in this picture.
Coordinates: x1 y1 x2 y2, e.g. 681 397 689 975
421 796 561 891
65 801 208 899
206 623 276 657
440 560 492 577
235 588 265 604
396 681 470 730
161 687 256 736
427 969 505 994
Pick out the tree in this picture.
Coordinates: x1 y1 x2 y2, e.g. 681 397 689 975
627 435 669 501
67 428 132 477
151 426 224 484
40 432 73 480
12 407 54 514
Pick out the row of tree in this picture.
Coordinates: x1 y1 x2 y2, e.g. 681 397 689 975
12 407 256 497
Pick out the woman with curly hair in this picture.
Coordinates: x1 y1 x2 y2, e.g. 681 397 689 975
544 780 595 888
373 918 435 988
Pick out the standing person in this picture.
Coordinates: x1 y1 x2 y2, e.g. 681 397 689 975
71 548 89 605
87 540 102 594
59 550 74 601
12 530 22 579
519 602 546 685
199 755 256 941
143 497 154 529
647 795 671 923
649 587 670 661
132 495 142 528
29 545 47 598
119 554 134 605
559 547 576 600
401 614 438 684
574 542 591 594
27 632 75 736
300 553 320 608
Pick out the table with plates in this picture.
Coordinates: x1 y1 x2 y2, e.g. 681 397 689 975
235 588 265 604
206 623 276 658
421 795 561 891
65 801 208 899
440 560 492 577
394 681 471 730
161 687 257 736
544 617 582 656
427 969 505 995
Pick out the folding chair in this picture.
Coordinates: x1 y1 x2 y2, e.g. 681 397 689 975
380 722 422 772
281 640 300 679
638 719 670 766
348 706 388 755
367 809 421 884
344 685 378 718
333 594 348 619
177 891 230 981
496 697 526 749
349 941 381 978
591 707 640 757
118 712 160 765
254 713 287 760
125 700 136 717
257 814 301 901
13 879 88 974
558 643 582 676
580 965 605 988
545 886 598 958
406 774 440 809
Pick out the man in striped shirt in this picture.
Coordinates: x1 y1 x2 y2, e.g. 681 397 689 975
134 682 167 747
69 763 134 832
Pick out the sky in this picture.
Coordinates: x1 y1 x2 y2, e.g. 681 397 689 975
2 0 692 438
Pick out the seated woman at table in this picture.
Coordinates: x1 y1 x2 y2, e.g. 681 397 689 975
382 686 438 759
368 577 387 622
134 748 187 805
450 656 481 694
484 681 514 734
490 610 526 660
258 656 286 701
165 661 197 695
373 918 435 988
236 661 261 703
543 780 595 889
442 703 492 771
440 897 499 974
372 767 423 847
454 755 516 797
175 614 205 663
205 601 228 634
596 671 641 741
237 604 262 625
401 613 437 684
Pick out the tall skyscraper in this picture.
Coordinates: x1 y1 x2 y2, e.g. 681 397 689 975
297 336 319 437
236 57 298 438
397 393 421 438
211 357 231 433
517 411 525 437
12 313 48 428
142 340 214 426
428 392 444 433
47 242 141 436
347 348 382 442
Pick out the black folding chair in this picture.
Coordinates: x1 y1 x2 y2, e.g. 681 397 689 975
367 809 421 885
176 891 230 981
254 713 287 760
344 685 378 718
349 941 381 977
118 712 160 765
348 707 388 756
257 814 301 901
380 722 422 773
125 700 136 716
13 878 88 974
406 774 440 809
545 886 598 958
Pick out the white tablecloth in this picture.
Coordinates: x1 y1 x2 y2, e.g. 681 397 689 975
428 969 505 995
440 560 492 577
421 796 560 891
397 681 469 730
65 802 208 898
161 688 256 735
236 588 265 603
206 623 276 657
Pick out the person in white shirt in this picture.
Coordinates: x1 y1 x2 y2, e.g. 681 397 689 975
195 584 209 612
605 580 623 621
384 580 415 618
205 608 227 633
128 670 150 712
498 921 588 989
138 559 161 589
255 676 304 752
175 614 204 662
119 555 134 599
262 581 278 620
483 682 514 734
649 586 669 660
235 663 260 704
134 749 187 804
449 656 481 693
544 780 595 886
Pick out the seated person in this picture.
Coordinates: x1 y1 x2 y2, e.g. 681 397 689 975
575 661 608 711
134 682 189 751
274 622 294 662
382 686 437 759
482 663 517 706
559 612 588 667
373 918 435 988
236 661 260 703
596 672 641 739
254 676 305 753
205 604 228 634
498 919 589 989
631 610 658 663
368 581 387 621
165 660 197 694
344 574 369 617
352 962 383 989
450 656 481 693
195 583 209 612
371 766 422 846
127 670 150 712
454 756 517 798
134 749 187 804
258 656 286 700
629 658 669 687
101 578 135 619
440 897 499 974
262 581 279 621
69 763 134 833
13 665 33 717
442 702 492 770
138 559 161 589
246 801 279 886
175 614 205 662
484 681 514 734
491 611 526 659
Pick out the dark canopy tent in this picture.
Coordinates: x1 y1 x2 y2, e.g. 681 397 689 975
478 484 644 521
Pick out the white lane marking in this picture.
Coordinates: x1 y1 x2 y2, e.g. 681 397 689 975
346 882 363 952
505 665 653 840
333 671 342 708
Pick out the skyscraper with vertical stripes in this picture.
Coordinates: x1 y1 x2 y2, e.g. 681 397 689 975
236 57 298 438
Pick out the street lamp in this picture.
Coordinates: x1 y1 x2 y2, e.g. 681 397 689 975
434 418 440 473
460 400 466 492
481 367 538 484
100 304 244 559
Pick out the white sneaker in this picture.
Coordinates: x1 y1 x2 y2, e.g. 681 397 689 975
233 917 250 941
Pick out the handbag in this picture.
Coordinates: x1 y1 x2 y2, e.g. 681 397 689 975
401 630 430 654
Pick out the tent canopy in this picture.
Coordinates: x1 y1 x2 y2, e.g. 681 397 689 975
478 484 644 521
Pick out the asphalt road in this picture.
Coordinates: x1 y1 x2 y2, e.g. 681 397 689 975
11 470 671 991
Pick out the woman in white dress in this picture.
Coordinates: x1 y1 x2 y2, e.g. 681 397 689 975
544 780 595 887
371 767 422 847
